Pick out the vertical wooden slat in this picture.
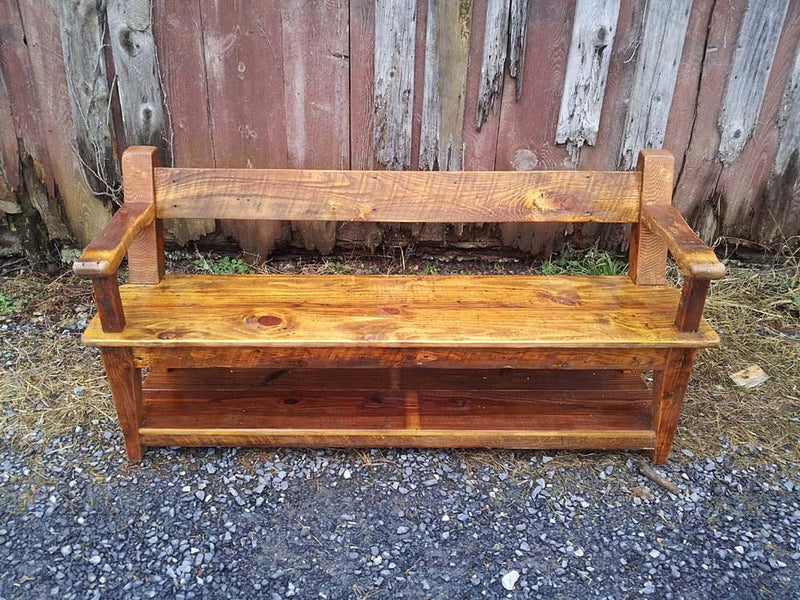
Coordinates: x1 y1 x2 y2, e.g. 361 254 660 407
651 349 696 464
282 0 349 255
508 0 530 100
717 0 790 164
58 0 118 198
495 0 574 254
674 278 710 333
199 0 288 259
0 64 20 195
101 347 144 461
151 0 216 245
474 0 510 131
556 0 621 162
754 43 800 245
629 149 673 285
91 276 126 333
617 0 693 170
374 0 418 170
462 0 502 170
716 1 800 241
419 0 473 171
672 1 745 240
123 147 163 284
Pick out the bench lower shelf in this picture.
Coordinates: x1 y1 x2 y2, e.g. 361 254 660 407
137 368 656 450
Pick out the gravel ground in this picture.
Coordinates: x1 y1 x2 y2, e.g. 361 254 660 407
1 429 798 599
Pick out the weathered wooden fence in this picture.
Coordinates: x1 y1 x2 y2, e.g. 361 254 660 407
1 0 799 259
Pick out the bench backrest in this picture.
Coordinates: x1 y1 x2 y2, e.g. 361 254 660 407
153 168 643 224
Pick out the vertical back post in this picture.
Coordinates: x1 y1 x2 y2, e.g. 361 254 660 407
629 150 673 285
123 147 164 284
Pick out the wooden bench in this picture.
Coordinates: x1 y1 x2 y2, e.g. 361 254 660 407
74 146 724 464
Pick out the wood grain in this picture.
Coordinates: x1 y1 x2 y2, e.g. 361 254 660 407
101 347 143 461
675 278 710 333
556 0 621 161
642 204 725 279
82 274 719 349
92 276 126 333
122 147 164 284
617 0 692 170
717 0 790 164
137 367 655 451
72 202 155 277
629 149 673 285
475 0 510 130
651 349 695 463
374 0 417 170
154 168 643 223
151 0 216 244
134 346 671 371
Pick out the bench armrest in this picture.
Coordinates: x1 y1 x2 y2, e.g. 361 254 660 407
641 204 725 280
73 202 155 278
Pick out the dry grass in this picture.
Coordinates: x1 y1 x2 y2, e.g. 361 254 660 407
0 250 798 465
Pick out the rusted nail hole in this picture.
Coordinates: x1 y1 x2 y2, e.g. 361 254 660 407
381 307 400 315
258 315 283 327
157 331 176 339
284 397 299 405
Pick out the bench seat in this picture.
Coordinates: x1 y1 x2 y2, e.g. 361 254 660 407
83 274 718 349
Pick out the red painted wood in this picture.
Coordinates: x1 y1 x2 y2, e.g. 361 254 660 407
199 0 289 259
350 0 376 171
462 0 500 171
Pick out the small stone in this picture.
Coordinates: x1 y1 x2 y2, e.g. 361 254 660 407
89 555 101 566
195 491 205 501
60 545 72 557
501 570 520 590
649 550 661 559
343 469 352 480
574 548 585 557
681 449 695 458
734 546 745 555
396 526 409 535
542 456 553 464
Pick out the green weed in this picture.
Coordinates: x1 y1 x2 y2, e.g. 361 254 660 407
193 255 254 274
540 249 627 276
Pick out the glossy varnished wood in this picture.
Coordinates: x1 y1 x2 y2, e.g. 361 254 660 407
133 346 671 371
101 347 143 461
82 275 719 348
642 204 726 280
651 349 696 464
91 276 125 333
629 150 672 285
123 147 164 285
153 168 643 223
137 368 655 450
675 278 710 333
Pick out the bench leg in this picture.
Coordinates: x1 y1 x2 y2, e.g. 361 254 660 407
101 348 144 462
651 349 696 464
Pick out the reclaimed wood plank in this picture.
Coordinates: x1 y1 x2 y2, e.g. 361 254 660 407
671 0 745 241
374 0 417 170
134 346 671 371
617 0 693 170
151 0 216 244
495 0 574 254
281 0 349 254
675 278 710 332
642 204 725 279
92 276 126 333
14 0 110 245
199 0 287 259
154 168 643 222
82 274 719 349
475 0 510 130
419 0 472 171
717 0 789 164
556 0 621 161
101 347 143 460
462 0 502 170
122 147 163 284
651 349 695 463
107 0 170 156
508 0 530 100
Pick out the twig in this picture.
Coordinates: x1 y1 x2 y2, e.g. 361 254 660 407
637 459 681 496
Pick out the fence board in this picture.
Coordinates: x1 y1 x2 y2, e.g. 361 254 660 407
199 0 288 260
556 0 621 162
475 0 510 131
151 0 216 244
58 0 117 199
495 0 574 254
618 0 693 170
419 0 472 171
717 0 790 164
281 0 349 254
17 0 109 244
374 0 417 170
